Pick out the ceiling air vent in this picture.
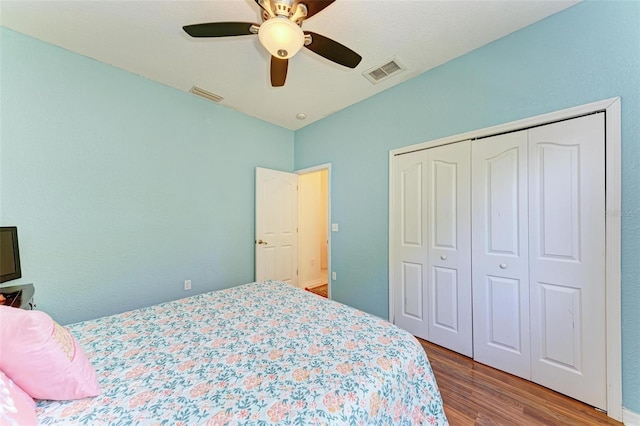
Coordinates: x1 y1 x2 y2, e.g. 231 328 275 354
363 57 406 84
189 86 224 103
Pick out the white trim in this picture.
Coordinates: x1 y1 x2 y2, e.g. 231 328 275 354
296 163 332 299
605 99 623 422
392 98 620 156
303 280 327 289
388 152 395 324
388 97 622 421
296 163 331 175
624 408 640 426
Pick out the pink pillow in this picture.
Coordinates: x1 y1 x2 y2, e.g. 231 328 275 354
0 306 100 400
0 370 37 425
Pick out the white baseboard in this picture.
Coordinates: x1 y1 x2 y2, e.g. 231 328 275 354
302 279 327 289
624 407 640 426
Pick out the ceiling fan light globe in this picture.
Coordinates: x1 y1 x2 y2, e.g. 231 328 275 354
258 17 304 59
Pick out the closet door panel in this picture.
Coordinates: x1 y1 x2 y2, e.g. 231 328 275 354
485 276 522 350
529 113 606 410
426 141 472 357
472 131 530 378
401 261 423 319
432 266 459 331
392 151 429 340
432 160 458 248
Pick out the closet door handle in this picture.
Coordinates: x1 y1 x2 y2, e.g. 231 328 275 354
440 255 447 261
499 263 507 269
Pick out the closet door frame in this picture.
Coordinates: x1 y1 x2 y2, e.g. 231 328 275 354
388 97 622 421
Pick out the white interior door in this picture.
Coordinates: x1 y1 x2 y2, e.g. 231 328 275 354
472 131 531 378
255 167 298 286
426 141 473 357
392 150 429 340
528 113 606 409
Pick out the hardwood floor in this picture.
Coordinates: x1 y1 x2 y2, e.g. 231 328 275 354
418 339 621 425
305 284 328 298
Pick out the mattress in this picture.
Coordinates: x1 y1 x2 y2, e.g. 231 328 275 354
36 281 447 425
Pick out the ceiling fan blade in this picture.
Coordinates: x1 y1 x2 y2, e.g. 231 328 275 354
183 22 257 38
293 0 335 19
304 31 362 69
271 57 288 87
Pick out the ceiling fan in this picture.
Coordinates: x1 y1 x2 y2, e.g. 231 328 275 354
183 0 362 87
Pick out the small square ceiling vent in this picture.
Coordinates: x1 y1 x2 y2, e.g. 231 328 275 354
189 86 224 103
363 57 406 84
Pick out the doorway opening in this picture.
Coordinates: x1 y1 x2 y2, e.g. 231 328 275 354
297 165 330 298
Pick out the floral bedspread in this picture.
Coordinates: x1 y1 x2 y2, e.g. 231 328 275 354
37 281 447 425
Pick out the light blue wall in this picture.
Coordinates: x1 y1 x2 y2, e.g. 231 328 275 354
0 28 294 325
294 1 640 413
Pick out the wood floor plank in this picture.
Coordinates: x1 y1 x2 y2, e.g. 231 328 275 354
304 284 328 298
417 338 621 425
445 406 476 426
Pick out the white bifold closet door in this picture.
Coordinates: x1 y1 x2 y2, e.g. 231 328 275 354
392 151 428 339
528 114 606 410
470 114 606 410
392 141 473 357
471 130 531 379
426 141 472 357
392 113 606 410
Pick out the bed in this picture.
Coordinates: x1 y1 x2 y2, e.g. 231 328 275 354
34 280 447 425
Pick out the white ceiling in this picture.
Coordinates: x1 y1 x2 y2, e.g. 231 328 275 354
0 0 579 130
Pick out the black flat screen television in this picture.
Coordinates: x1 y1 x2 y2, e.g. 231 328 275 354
0 227 22 283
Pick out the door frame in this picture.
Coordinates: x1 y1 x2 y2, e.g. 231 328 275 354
296 163 332 299
388 97 622 420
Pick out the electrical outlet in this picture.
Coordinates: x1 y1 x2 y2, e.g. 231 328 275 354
332 272 337 281
184 280 191 291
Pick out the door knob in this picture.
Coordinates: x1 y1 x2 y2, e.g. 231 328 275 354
499 263 507 269
256 239 268 245
440 255 447 261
